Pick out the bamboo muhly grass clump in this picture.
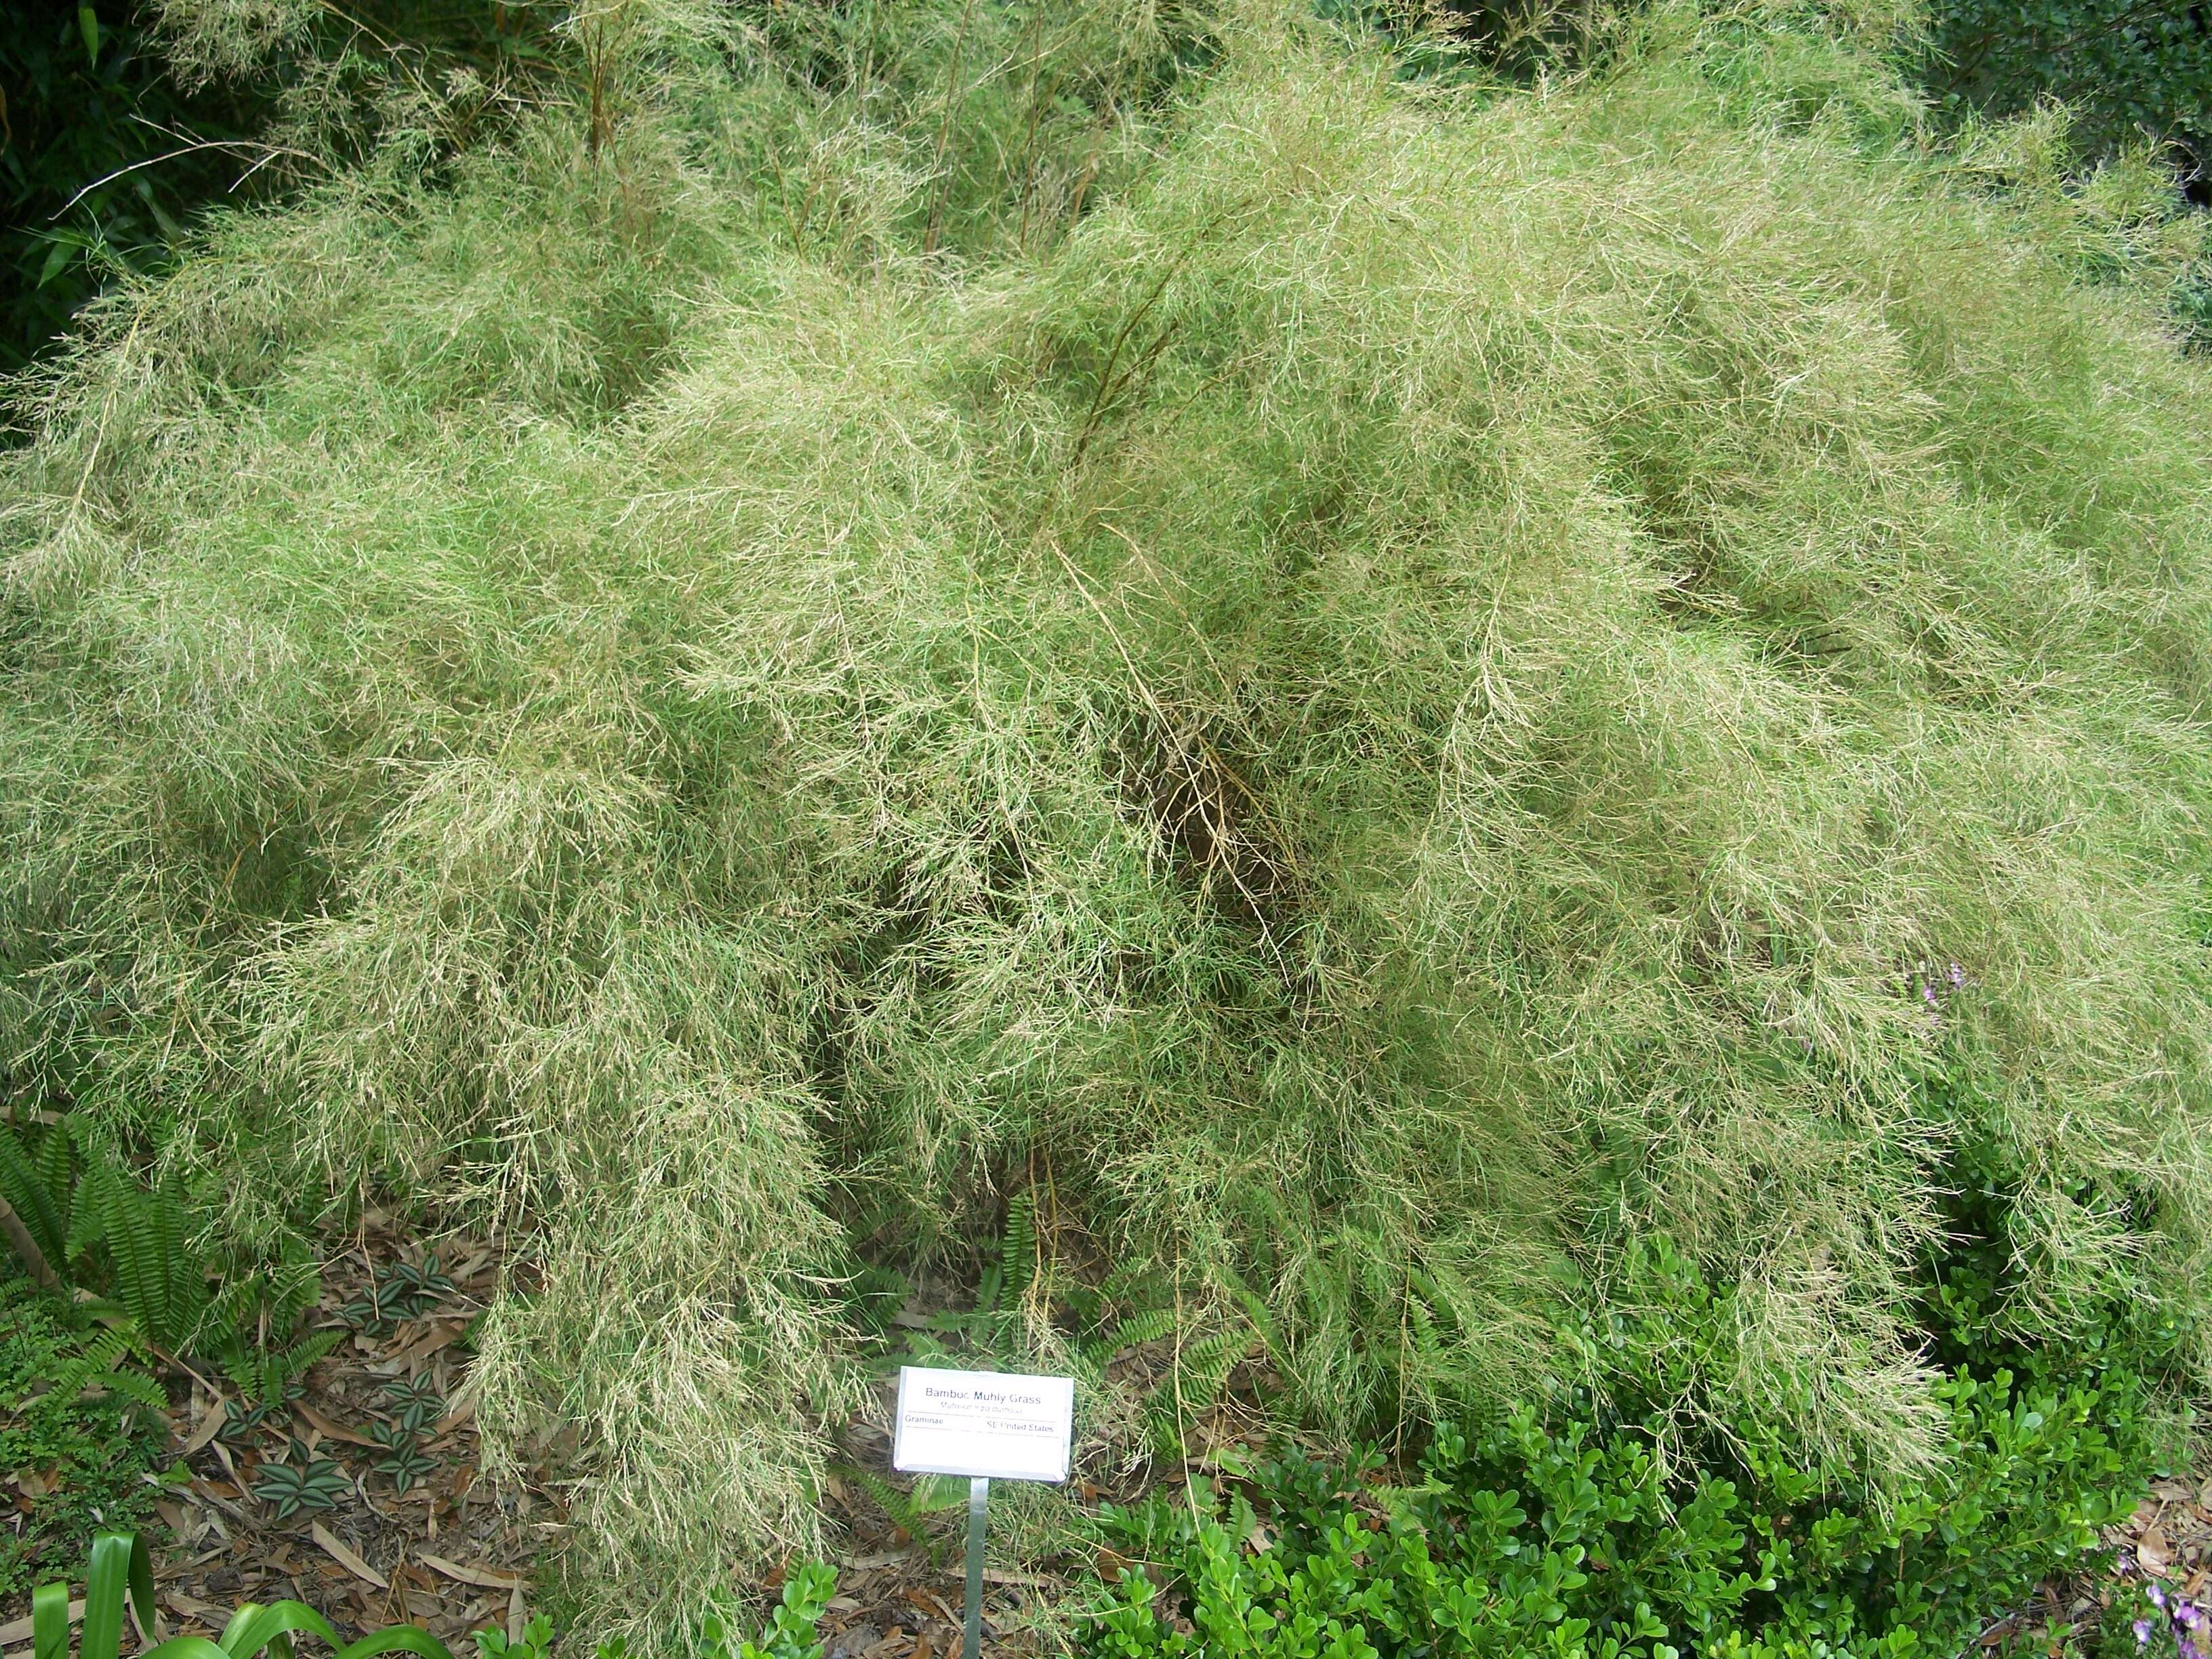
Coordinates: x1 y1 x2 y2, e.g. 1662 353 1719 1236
5 0 2212 1617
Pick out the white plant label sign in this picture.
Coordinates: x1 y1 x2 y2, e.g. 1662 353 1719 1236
893 1366 1076 1483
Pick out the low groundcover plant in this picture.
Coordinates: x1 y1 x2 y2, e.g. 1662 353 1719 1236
1082 1235 2185 1659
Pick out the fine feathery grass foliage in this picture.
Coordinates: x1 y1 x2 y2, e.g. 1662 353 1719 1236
5 0 2212 1616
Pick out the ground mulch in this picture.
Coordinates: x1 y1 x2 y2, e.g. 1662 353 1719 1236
139 1218 557 1650
1959 1476 2212 1652
809 1461 1049 1659
806 1334 1252 1659
5 1232 1223 1659
16 1236 2193 1659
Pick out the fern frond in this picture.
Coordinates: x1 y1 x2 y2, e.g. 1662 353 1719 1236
95 1164 159 1340
64 1184 104 1263
838 1466 951 1566
1144 1402 1185 1463
215 1323 333 1406
258 1328 341 1402
1173 1330 1240 1416
265 1254 324 1330
1000 1191 1038 1305
33 1124 75 1240
157 1176 210 1349
0 1124 68 1280
1139 1324 1251 1462
84 1369 170 1414
42 1328 133 1405
1408 1295 1443 1368
148 1176 180 1340
909 1473 970 1513
1216 1261 1277 1355
218 1333 260 1402
206 1275 258 1345
842 1465 924 1531
89 1163 209 1352
1061 1284 1103 1328
1084 1305 1174 1366
1098 1262 1155 1308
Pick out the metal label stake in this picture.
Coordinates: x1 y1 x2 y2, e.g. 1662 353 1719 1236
963 1477 989 1659
890 1366 1076 1659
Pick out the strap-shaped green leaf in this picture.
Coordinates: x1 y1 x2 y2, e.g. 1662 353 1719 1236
220 1601 343 1659
31 1580 73 1659
339 1626 459 1659
145 1639 237 1659
217 1603 268 1653
81 1532 155 1659
42 1536 457 1659
125 1530 159 1646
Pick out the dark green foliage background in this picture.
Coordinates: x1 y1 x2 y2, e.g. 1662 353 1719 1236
1919 0 2211 187
0 0 264 375
0 0 553 378
2 0 2207 375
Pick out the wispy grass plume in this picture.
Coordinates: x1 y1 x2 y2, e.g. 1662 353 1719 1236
5 0 2212 1619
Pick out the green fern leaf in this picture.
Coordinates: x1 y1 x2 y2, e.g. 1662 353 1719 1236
88 1162 208 1353
1061 1283 1103 1328
32 1124 75 1240
838 1465 950 1566
64 1186 103 1262
218 1333 260 1402
156 1178 210 1349
1137 1323 1252 1462
1408 1294 1445 1373
1084 1305 1175 1366
42 1329 135 1406
1000 1190 1038 1305
93 1163 152 1336
1098 1261 1155 1308
84 1369 169 1414
207 1276 259 1347
150 1175 184 1344
260 1328 341 1402
0 1123 68 1273
1173 1329 1240 1416
265 1250 324 1330
1215 1261 1277 1353
100 1164 182 1347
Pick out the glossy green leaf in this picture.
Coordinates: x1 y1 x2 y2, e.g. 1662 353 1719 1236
32 1581 72 1659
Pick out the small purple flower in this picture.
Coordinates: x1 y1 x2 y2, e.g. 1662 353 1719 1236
2151 1585 2170 1610
1923 981 1940 1008
1948 963 1965 989
2138 1620 2155 1647
2178 1638 2198 1659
